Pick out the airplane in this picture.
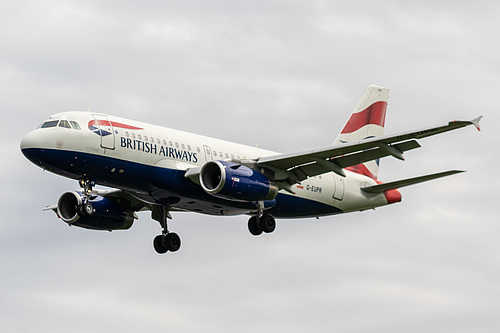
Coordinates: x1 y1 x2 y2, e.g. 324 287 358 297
20 85 481 254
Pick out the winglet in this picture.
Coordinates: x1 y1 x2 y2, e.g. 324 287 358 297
471 115 482 131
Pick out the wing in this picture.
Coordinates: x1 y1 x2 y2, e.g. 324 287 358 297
91 188 150 211
256 117 481 190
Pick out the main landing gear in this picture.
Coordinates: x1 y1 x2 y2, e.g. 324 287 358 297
248 213 276 236
152 206 181 254
78 177 95 216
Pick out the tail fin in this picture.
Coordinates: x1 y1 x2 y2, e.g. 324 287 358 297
333 85 390 180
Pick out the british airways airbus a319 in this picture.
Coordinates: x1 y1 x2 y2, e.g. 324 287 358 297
20 85 481 254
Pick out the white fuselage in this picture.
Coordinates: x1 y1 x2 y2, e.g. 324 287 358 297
21 111 392 218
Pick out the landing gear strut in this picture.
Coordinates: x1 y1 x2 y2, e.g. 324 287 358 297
78 177 95 216
248 213 276 236
152 205 181 254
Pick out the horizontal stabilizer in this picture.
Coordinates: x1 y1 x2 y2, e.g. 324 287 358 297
361 170 465 194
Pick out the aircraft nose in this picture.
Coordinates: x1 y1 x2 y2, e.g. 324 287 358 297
20 129 43 150
20 129 47 164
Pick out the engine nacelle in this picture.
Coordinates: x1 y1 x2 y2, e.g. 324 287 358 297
57 191 135 230
200 160 278 202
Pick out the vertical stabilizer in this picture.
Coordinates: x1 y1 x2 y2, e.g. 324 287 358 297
333 85 390 179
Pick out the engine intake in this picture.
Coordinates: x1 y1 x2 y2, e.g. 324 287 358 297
200 161 278 202
57 191 135 230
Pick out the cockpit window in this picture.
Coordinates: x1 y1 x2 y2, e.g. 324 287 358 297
59 120 71 129
70 121 81 130
41 120 59 128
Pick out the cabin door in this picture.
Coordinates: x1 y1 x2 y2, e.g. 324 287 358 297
91 114 115 150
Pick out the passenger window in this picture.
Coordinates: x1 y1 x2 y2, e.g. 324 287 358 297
59 120 71 129
41 120 59 128
70 121 81 130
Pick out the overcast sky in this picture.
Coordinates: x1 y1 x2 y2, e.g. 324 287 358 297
1 1 499 332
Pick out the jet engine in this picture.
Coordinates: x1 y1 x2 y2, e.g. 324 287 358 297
57 191 135 230
200 160 278 202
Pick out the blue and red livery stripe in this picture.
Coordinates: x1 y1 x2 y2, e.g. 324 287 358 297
88 120 143 130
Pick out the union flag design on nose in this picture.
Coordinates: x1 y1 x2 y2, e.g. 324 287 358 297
88 119 143 136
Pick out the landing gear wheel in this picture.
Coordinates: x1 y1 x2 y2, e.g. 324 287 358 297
261 214 276 233
153 235 169 254
77 176 95 216
82 202 94 216
152 206 182 254
165 233 181 252
153 233 181 254
248 216 263 236
78 202 94 216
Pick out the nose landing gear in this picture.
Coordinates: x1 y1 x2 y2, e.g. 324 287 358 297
78 177 95 216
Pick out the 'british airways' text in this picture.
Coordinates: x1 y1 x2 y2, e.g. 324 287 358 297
120 137 198 163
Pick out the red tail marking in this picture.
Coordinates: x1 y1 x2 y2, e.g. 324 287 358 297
383 188 402 204
373 179 402 204
345 164 377 180
341 101 387 134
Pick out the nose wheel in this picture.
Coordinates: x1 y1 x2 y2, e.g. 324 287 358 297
78 202 95 216
78 176 95 216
